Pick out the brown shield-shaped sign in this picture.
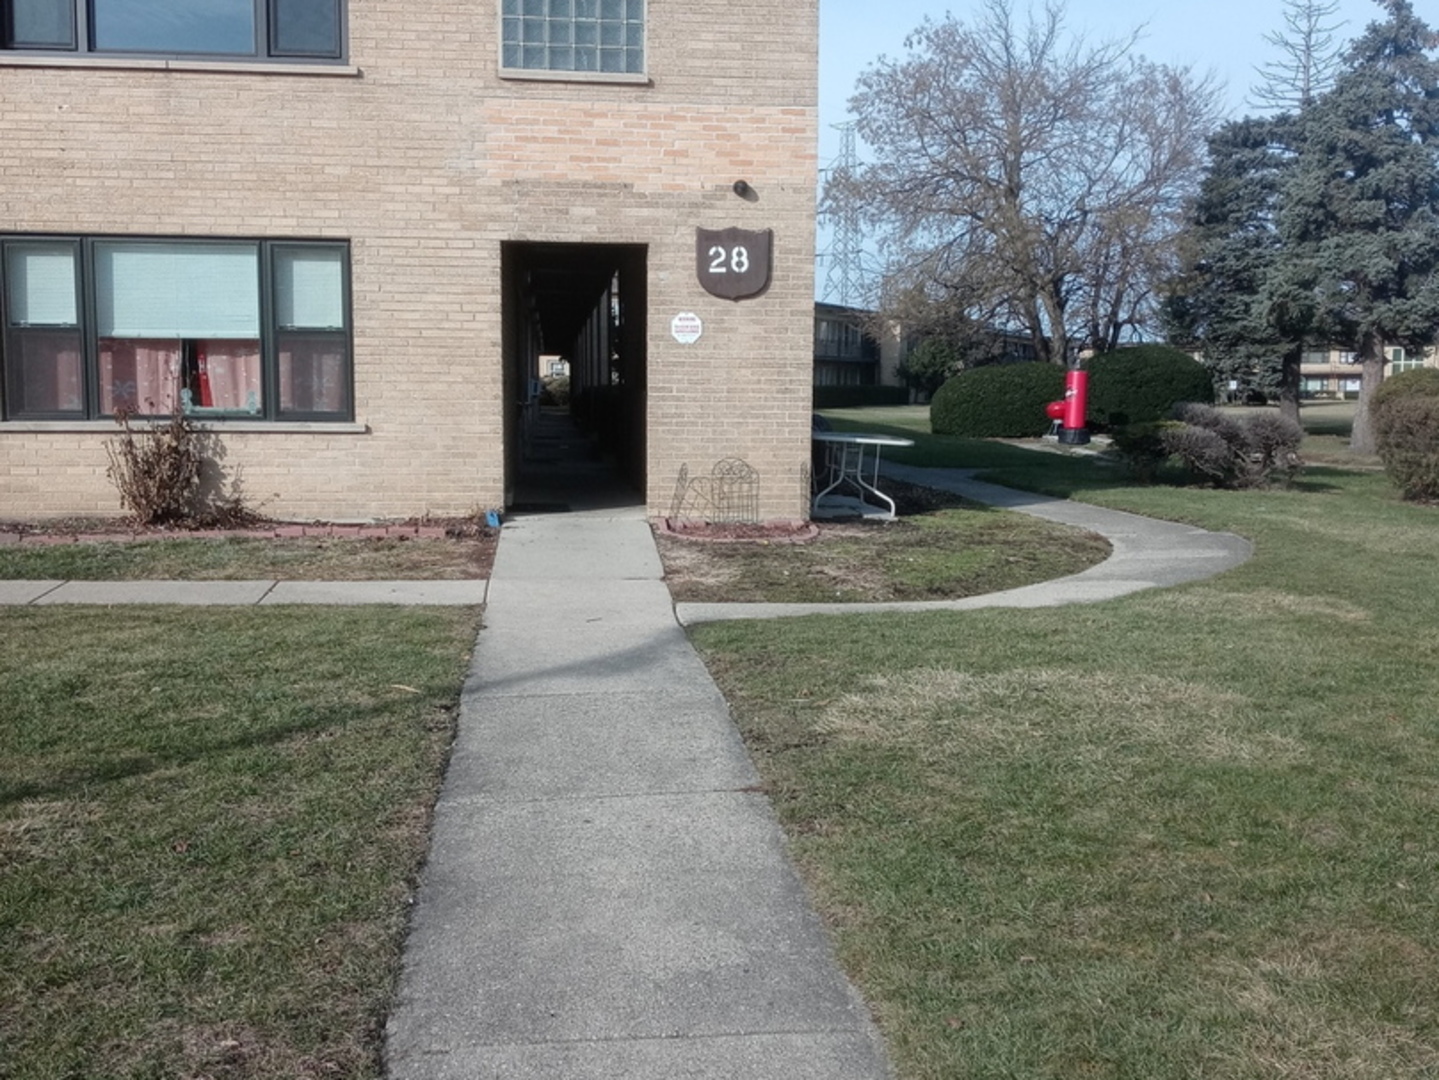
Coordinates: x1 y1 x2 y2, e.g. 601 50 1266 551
696 227 772 300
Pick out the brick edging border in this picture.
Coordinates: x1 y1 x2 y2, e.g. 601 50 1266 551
0 523 451 547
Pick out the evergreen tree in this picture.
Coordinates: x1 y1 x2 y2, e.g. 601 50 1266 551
1164 116 1310 421
1250 0 1348 111
896 338 963 398
1280 0 1439 453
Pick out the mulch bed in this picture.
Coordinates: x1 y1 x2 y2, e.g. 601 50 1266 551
657 519 820 544
0 515 497 545
0 515 502 580
657 478 970 543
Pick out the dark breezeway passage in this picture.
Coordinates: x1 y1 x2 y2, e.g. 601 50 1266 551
502 242 647 514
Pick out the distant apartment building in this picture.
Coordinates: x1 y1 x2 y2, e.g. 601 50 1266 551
812 303 881 387
1 0 819 521
813 303 1045 399
1300 346 1437 398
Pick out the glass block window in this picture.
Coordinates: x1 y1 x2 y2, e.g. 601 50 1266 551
502 0 644 75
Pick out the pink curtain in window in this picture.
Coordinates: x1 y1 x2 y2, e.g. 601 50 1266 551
279 334 347 414
196 340 262 413
99 339 181 414
16 332 84 413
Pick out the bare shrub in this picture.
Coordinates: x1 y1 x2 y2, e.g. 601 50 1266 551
1243 412 1305 485
1162 423 1234 483
105 409 260 527
1160 403 1303 488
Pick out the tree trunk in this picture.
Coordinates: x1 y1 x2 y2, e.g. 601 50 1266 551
1349 332 1385 456
1038 289 1069 366
1278 346 1301 425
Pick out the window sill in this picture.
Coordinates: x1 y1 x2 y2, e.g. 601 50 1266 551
498 68 650 86
2 420 368 434
0 54 361 77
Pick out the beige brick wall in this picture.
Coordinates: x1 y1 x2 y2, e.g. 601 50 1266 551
0 0 818 522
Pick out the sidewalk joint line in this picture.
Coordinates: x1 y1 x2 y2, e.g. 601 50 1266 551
28 580 68 605
429 1024 872 1051
447 786 767 806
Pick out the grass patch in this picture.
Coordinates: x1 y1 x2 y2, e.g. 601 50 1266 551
658 483 1109 603
691 415 1439 1078
0 535 492 582
0 606 479 1079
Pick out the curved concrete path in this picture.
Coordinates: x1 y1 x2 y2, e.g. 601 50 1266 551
674 465 1252 625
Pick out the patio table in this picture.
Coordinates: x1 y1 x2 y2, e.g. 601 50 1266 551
811 431 915 521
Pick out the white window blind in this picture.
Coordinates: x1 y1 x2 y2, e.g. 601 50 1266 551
274 247 344 330
96 242 259 338
91 0 255 55
4 244 77 326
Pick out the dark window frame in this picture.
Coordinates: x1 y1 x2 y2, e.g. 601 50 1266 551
1 0 345 61
0 234 354 423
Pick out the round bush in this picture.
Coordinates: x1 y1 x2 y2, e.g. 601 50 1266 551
1373 368 1439 501
1372 366 1439 412
930 362 1065 438
1086 345 1215 430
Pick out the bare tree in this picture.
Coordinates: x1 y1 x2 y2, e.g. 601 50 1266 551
830 0 1222 368
1250 0 1348 111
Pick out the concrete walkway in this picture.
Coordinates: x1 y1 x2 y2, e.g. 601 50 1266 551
382 505 893 1079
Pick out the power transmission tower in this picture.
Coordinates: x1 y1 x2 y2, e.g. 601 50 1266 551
820 122 868 308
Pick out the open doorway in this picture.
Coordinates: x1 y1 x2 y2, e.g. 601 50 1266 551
501 242 647 512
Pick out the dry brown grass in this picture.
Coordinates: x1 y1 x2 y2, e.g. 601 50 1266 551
816 667 1306 768
658 484 1110 604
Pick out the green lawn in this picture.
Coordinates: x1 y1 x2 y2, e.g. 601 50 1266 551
7 404 1431 1078
695 408 1439 1078
0 606 480 1079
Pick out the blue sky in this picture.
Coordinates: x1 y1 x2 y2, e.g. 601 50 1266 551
815 0 1392 295
820 0 1390 159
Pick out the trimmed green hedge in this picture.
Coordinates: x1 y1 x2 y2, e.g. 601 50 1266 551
1086 345 1215 429
1372 366 1439 412
1373 368 1439 501
930 363 1064 437
814 385 911 409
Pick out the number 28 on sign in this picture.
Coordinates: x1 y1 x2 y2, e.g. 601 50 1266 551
695 227 772 300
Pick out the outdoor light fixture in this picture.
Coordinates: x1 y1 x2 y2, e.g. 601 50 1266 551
732 179 756 200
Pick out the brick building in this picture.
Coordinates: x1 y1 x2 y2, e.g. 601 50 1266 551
1 0 818 522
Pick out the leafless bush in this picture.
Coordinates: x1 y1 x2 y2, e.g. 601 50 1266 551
1162 423 1234 483
105 409 261 527
1243 412 1305 484
1160 403 1303 488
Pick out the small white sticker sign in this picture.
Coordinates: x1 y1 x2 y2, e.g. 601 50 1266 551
671 311 703 344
